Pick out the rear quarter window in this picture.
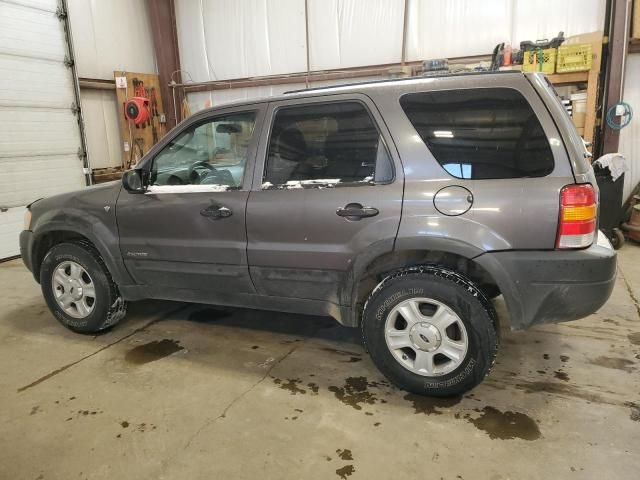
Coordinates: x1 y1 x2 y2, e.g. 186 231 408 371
399 88 554 180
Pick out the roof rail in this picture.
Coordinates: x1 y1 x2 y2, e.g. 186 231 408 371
284 70 522 95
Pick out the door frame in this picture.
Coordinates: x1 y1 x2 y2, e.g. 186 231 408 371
135 101 269 191
116 101 269 296
245 92 406 308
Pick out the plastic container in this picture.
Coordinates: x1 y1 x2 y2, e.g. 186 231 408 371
594 164 625 249
522 48 556 74
556 44 592 73
571 91 587 129
503 44 512 66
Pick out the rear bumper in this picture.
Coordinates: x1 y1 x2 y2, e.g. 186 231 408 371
19 230 34 274
475 231 617 330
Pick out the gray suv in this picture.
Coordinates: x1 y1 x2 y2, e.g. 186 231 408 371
20 72 617 396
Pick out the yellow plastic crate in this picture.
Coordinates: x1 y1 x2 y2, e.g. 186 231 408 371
556 44 593 73
523 48 556 74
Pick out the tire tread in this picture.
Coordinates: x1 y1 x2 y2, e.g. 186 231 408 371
361 265 499 395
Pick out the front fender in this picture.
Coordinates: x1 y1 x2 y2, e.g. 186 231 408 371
28 182 132 285
32 215 132 286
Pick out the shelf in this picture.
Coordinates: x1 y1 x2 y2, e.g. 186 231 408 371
546 71 589 85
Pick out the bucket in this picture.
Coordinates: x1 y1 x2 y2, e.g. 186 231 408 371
571 91 587 129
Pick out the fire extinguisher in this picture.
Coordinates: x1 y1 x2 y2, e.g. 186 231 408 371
124 97 150 126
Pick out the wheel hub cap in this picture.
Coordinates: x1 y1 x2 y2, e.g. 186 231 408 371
51 260 96 319
70 281 83 300
410 322 441 352
384 297 469 377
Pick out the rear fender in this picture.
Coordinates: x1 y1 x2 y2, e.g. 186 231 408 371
340 236 489 326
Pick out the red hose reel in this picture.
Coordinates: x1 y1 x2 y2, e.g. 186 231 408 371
124 97 150 125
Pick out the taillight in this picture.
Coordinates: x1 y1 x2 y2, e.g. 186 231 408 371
556 184 597 249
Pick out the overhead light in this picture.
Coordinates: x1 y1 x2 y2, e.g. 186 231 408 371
434 130 454 138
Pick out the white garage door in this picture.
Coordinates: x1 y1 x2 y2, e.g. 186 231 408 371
0 0 86 259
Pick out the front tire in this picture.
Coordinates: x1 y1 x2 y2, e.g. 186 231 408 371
362 266 499 397
40 241 127 333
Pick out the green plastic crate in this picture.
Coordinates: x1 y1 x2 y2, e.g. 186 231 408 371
523 48 556 74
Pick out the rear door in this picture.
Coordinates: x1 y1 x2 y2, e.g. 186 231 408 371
246 94 403 305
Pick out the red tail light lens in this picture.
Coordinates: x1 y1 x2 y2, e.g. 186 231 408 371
556 184 597 249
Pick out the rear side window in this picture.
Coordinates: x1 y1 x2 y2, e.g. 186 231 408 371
263 101 393 188
399 88 554 179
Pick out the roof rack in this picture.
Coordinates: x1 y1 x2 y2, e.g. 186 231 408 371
284 70 522 95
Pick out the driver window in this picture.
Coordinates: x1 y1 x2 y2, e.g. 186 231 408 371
150 111 257 189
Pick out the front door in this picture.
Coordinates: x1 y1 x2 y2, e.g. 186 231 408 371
246 95 404 306
117 106 264 295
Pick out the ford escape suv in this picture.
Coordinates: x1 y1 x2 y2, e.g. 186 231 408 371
20 72 616 396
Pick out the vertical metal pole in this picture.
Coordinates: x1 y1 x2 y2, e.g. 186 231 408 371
147 0 182 129
172 84 178 128
305 0 310 88
59 0 92 185
601 0 632 155
401 0 409 65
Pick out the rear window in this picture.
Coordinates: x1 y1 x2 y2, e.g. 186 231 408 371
399 88 554 179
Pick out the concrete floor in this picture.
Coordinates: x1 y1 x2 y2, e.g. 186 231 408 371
0 248 639 480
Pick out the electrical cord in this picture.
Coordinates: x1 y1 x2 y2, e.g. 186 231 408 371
606 102 633 130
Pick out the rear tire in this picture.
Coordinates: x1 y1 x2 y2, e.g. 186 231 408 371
362 266 499 397
40 241 127 333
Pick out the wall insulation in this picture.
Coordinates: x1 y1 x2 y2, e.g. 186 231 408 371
79 90 123 169
67 0 156 80
67 0 157 169
176 0 607 112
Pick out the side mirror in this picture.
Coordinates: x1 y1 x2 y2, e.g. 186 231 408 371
122 169 147 193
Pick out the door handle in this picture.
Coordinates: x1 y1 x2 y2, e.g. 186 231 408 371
336 203 379 220
200 205 232 219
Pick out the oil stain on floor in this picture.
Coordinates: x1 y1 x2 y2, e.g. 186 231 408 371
273 378 308 395
404 393 462 415
336 449 353 461
590 356 636 372
626 402 640 422
335 464 355 479
468 406 541 441
328 376 385 411
553 370 570 382
515 380 607 404
628 332 640 346
125 339 184 365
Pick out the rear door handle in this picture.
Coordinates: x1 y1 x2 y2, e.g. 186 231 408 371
336 203 379 220
200 205 232 219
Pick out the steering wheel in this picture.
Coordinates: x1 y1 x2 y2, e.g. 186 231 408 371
187 160 216 185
